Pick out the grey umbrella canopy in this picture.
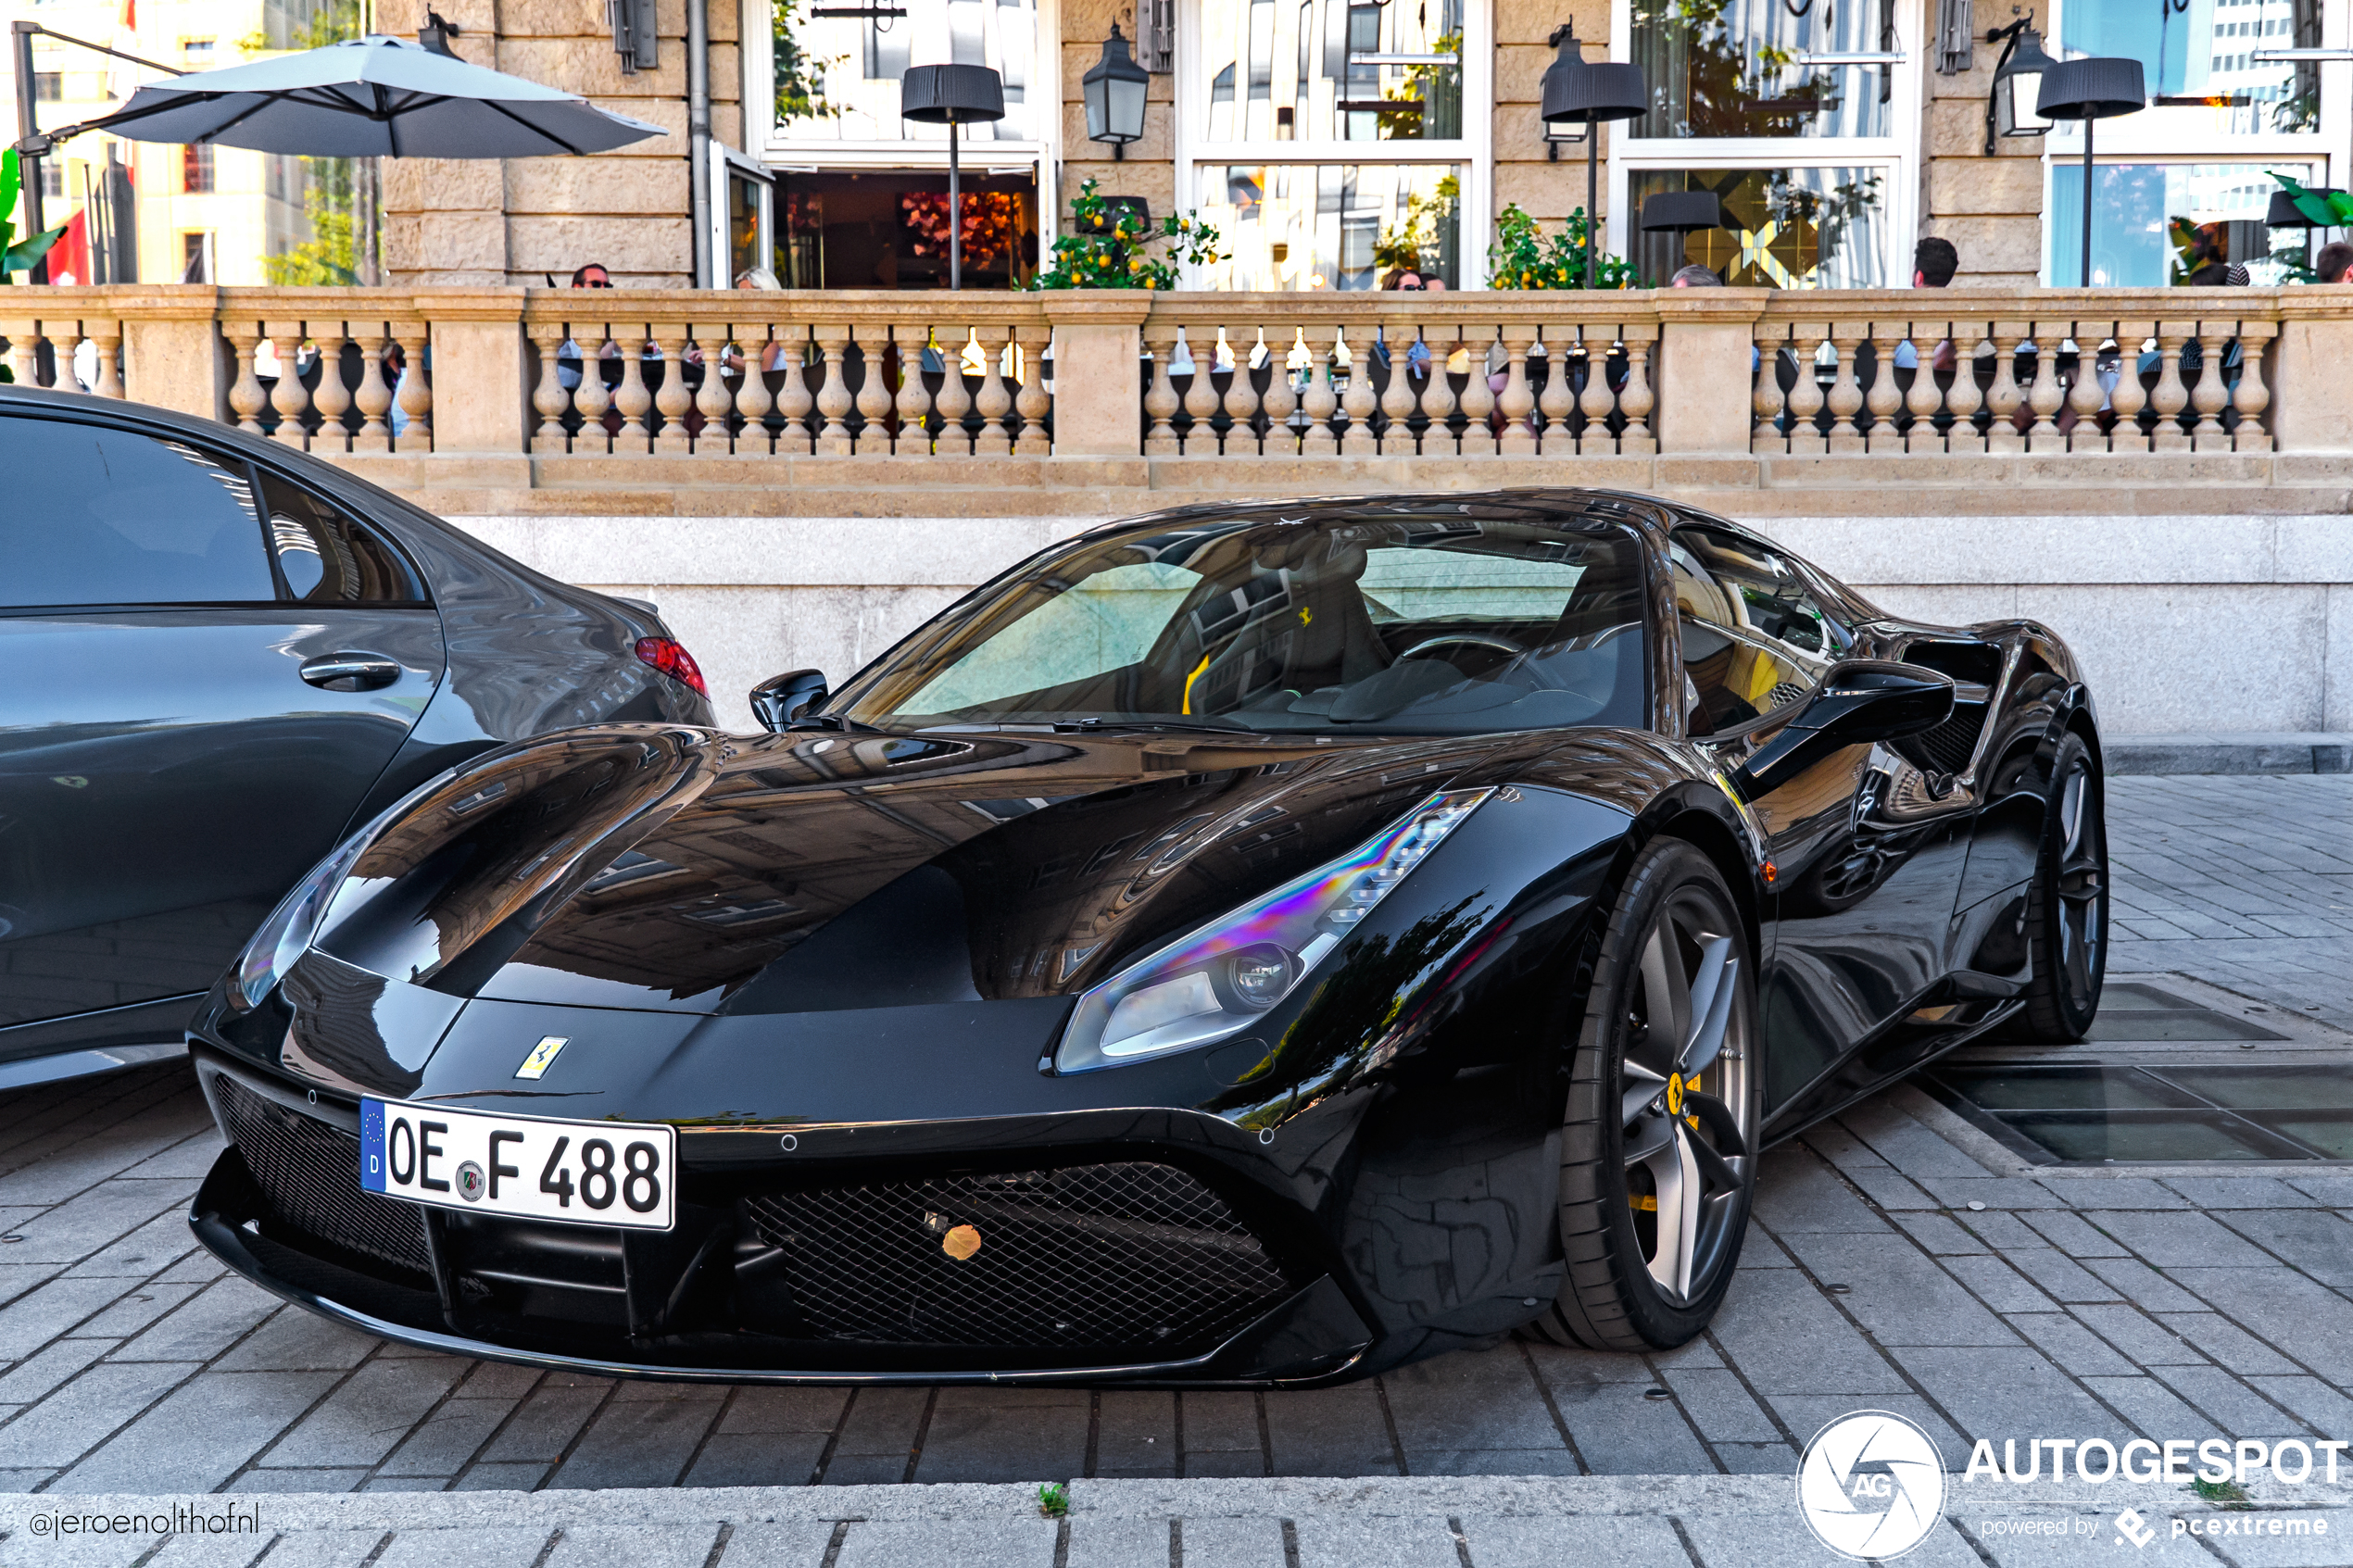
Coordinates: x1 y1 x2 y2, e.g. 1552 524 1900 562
78 34 666 157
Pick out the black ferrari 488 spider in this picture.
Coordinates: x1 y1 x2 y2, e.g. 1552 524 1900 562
186 489 2107 1386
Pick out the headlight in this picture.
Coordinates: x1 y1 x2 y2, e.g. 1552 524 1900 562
1054 788 1493 1073
228 770 456 1012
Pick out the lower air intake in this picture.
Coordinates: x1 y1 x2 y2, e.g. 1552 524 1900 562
745 1162 1290 1354
212 1075 433 1279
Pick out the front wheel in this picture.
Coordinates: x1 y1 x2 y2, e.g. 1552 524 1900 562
2015 732 2108 1041
1524 837 1761 1352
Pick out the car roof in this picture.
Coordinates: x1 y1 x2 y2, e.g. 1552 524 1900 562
1090 488 1680 540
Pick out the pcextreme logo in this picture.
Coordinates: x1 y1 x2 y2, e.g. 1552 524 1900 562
1795 1411 1949 1561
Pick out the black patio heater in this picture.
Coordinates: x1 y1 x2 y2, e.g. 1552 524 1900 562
2036 56 2145 287
900 62 1005 289
1539 28 1648 288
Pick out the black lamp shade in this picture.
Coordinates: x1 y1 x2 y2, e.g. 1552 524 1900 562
1642 192 1724 232
1543 57 1648 124
900 63 1007 125
2267 188 2345 227
1083 24 1150 145
2037 56 2145 120
1992 27 2055 137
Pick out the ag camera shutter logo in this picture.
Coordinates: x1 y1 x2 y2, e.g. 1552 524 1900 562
1796 1411 1949 1561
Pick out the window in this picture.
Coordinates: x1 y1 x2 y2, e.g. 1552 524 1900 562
182 144 214 194
181 232 211 282
2040 0 2331 282
38 158 60 200
906 561 1201 713
180 36 215 64
0 420 275 608
255 470 427 604
1615 0 1915 287
765 0 1041 144
1182 0 1487 288
32 72 60 103
1671 526 1841 735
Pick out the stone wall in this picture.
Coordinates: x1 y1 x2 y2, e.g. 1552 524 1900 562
1920 23 2045 290
380 0 740 287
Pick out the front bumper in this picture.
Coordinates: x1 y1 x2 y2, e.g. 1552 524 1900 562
188 1050 1377 1386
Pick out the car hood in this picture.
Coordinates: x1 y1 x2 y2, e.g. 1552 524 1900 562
310 723 1558 1016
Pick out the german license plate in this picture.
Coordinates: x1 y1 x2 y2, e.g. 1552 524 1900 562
359 1098 676 1232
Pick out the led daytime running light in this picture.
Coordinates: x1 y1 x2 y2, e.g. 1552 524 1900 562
1054 787 1493 1074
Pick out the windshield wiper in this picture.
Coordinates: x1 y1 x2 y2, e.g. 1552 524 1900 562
1050 717 1259 736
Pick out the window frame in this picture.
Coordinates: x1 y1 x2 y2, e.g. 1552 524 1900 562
1667 521 1844 741
1607 0 1921 288
1174 0 1494 287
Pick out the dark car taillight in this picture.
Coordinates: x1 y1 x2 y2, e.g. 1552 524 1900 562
635 636 708 696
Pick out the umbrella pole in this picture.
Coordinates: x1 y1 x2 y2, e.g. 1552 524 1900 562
1584 128 1598 289
949 119 962 291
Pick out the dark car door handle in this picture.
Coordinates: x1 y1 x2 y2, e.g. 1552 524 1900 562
299 652 403 692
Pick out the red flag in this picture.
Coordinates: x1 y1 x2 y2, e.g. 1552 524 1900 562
47 210 90 286
120 0 134 29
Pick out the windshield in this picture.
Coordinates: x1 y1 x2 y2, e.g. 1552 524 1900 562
834 513 1651 736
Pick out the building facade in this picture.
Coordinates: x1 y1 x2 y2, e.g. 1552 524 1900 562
375 0 2350 291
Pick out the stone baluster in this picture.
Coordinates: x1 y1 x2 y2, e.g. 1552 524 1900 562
1862 322 1904 453
1752 328 1786 452
847 328 889 456
1618 328 1656 454
1259 329 1300 457
811 326 854 455
1533 331 1573 454
1784 334 1827 451
1378 323 1421 455
1497 328 1540 456
1013 329 1052 453
2108 322 2152 453
226 324 269 436
304 325 347 454
1823 325 1867 454
2148 326 2192 453
1578 329 1617 455
88 323 124 399
1225 329 1265 457
2233 320 2276 452
774 332 815 454
1944 325 1987 452
1981 322 2026 455
2023 325 2064 451
5 323 40 388
1338 332 1377 453
1302 332 1340 456
932 326 975 457
571 329 613 454
527 324 572 454
697 327 738 454
611 329 654 452
1180 325 1224 455
2188 321 2233 452
735 331 776 455
1901 320 1944 453
350 326 394 452
267 326 312 446
1141 322 1183 457
651 324 694 454
2064 326 2108 454
391 325 432 451
1457 330 1498 455
891 326 931 457
972 329 1014 457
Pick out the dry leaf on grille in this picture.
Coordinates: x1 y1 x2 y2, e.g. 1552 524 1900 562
941 1223 982 1260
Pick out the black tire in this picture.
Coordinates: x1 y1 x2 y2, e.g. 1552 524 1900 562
1524 837 1762 1352
2015 732 2108 1041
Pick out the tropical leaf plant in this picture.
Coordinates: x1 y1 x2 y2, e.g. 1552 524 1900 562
2269 169 2353 229
0 147 69 287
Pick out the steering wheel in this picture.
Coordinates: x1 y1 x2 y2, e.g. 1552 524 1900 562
1396 633 1526 667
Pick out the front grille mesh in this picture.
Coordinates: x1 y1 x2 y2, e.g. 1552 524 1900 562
212 1075 433 1279
1909 710 1982 775
745 1163 1290 1353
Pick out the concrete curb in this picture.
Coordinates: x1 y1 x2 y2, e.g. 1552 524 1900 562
2108 734 2353 774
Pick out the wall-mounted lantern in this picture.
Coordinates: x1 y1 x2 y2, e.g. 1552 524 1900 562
1083 23 1150 158
1983 19 2057 152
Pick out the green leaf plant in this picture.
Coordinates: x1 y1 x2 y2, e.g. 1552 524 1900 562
0 147 69 288
1487 202 1643 290
1031 178 1223 291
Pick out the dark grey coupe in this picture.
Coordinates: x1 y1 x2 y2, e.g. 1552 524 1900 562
0 385 716 1085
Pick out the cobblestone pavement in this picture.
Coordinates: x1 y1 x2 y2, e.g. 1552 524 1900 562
0 778 2345 1527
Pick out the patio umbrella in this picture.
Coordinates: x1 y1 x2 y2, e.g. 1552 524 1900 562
53 34 665 157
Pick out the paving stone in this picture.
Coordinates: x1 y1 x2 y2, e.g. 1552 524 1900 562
835 1519 1060 1568
0 1276 135 1359
376 1399 515 1479
2041 1179 2188 1210
209 1310 383 1373
2016 1210 2130 1258
262 1358 470 1470
1093 1391 1176 1479
1529 1356 1713 1474
108 1280 278 1362
910 1387 1090 1485
2163 1177 2320 1209
2002 1314 2138 1378
1749 1149 1889 1233
1405 1447 1583 1476
2147 1364 2309 1439
1704 1265 1913 1396
712 1523 841 1568
546 1384 725 1490
1290 1514 1463 1568
2246 1375 2353 1436
1766 1392 1967 1468
2003 1248 2125 1304
1176 1517 1288 1568
1890 1347 2129 1447
711 1386 849 1436
2212 1210 2353 1286
1263 1384 1397 1476
2151 1312 2301 1375
372 1527 552 1568
1838 1101 1994 1182
680 1432 827 1488
0 1336 115 1405
1657 1368 1781 1444
2080 1374 2226 1442
1919 1178 2066 1210
543 1523 726 1568
472 1381 610 1466
1894 1212 1985 1254
0 1359 193 1467
2070 1305 2208 1366
450 1461 547 1490
1780 1233 2020 1348
1466 1513 1692 1567
2087 1210 2279 1268
69 1282 201 1339
2169 1267 2353 1369
1 1181 197 1265
60 1213 206 1280
1845 1166 1939 1210
1940 1256 2056 1314
1062 1517 1168 1568
2284 1176 2353 1205
52 1369 341 1494
1960 1211 2049 1251
2079 1258 2208 1314
1380 1349 1564 1454
221 1467 367 1492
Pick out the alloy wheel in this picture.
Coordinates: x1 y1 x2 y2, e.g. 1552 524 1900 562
1617 889 1754 1306
2053 760 2107 1012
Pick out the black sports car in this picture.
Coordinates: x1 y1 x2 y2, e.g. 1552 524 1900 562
0 385 716 1086
186 490 2106 1384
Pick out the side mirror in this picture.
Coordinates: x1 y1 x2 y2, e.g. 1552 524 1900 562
1730 660 1954 797
750 669 829 733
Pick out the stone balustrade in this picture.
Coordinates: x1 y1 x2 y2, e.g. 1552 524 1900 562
4 283 2350 466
